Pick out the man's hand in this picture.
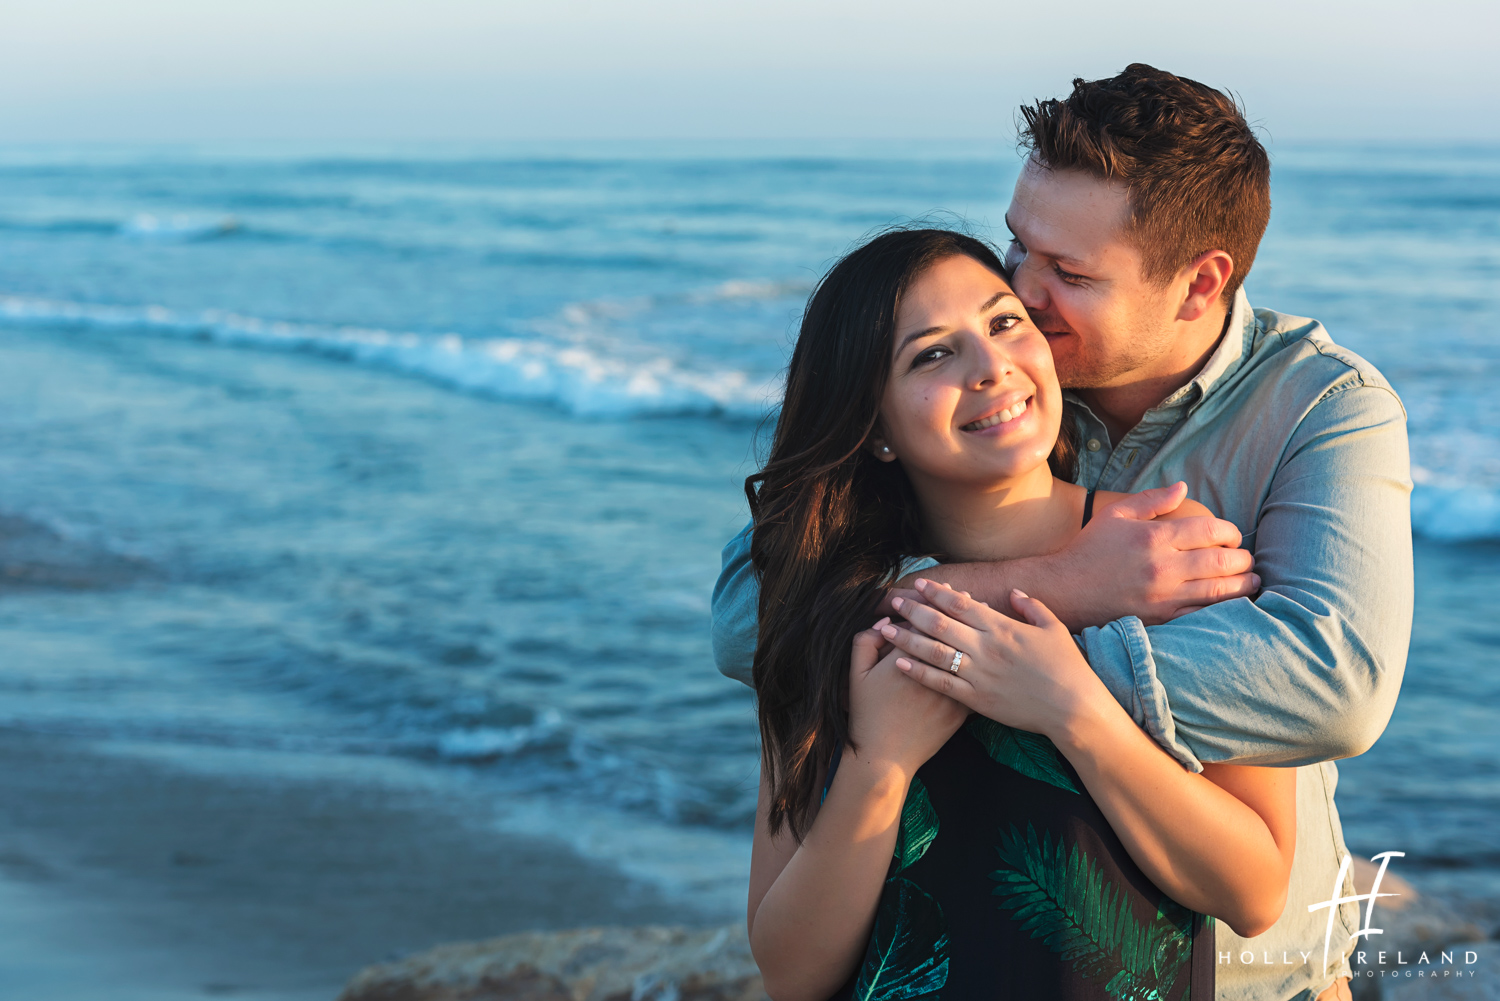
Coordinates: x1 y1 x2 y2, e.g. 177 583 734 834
885 483 1258 631
1059 482 1257 626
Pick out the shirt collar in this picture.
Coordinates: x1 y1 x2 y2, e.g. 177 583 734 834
1149 287 1254 413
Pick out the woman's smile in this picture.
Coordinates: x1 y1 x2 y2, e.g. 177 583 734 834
960 394 1033 434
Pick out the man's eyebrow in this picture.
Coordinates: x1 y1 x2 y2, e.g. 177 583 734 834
895 290 1017 354
1002 213 1089 268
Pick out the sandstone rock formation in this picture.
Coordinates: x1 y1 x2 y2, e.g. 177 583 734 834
336 924 767 1001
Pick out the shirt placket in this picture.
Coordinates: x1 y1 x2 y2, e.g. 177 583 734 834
1069 387 1197 492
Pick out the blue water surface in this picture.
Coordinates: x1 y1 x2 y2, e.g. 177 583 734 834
0 141 1495 909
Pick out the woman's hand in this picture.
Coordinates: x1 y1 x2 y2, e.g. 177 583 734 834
883 580 1297 938
880 580 1109 743
847 618 968 773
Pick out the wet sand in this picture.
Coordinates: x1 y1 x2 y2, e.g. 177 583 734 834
0 728 707 1001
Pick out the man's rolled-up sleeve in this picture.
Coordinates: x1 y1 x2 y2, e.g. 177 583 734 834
709 524 942 689
711 522 759 686
1082 381 1414 768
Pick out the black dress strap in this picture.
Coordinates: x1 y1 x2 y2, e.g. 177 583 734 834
1082 489 1097 528
821 742 843 804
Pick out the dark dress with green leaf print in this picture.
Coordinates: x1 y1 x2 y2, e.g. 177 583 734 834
826 715 1215 1001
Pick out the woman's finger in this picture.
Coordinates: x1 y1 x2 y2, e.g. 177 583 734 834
895 656 978 706
913 579 995 630
850 618 891 674
892 594 984 652
879 621 961 670
1007 589 1064 629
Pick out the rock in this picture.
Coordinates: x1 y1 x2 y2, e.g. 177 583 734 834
1380 941 1500 1000
336 924 768 1001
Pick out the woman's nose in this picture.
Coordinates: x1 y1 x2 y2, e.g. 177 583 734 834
971 340 1012 388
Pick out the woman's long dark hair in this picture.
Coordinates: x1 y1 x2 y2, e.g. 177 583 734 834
747 228 1077 840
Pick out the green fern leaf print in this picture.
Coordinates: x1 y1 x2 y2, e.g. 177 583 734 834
965 715 1080 793
893 777 939 871
853 876 950 1001
989 823 1194 1001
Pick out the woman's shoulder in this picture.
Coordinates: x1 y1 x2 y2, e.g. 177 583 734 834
1092 489 1216 521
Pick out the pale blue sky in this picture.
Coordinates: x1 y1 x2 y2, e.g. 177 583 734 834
1 0 1496 143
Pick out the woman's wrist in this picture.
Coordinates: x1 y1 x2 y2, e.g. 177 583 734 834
1047 674 1126 758
829 743 912 835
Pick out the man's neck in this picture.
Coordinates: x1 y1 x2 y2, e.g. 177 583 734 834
1076 305 1232 444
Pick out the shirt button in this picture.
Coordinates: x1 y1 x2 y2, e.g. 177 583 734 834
1086 439 1102 452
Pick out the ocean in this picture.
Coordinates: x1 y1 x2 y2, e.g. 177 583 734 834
0 141 1496 918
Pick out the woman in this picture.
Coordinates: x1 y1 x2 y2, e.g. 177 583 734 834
745 230 1296 1001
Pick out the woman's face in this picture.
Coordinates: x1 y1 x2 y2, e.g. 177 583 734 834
876 253 1062 488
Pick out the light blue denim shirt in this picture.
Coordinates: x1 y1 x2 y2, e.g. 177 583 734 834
711 290 1412 999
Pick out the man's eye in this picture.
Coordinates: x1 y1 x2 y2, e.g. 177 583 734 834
1004 240 1025 271
1053 263 1088 285
990 313 1021 334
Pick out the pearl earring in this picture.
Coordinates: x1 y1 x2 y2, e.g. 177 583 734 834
881 446 892 455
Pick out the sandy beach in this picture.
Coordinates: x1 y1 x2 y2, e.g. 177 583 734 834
0 727 711 1001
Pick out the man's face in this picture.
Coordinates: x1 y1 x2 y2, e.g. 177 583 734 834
1004 159 1182 390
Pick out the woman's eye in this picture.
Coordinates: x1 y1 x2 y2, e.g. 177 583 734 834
990 313 1021 335
1053 263 1088 286
912 346 950 367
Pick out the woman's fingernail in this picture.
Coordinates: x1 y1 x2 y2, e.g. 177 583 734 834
1012 588 1029 598
1250 575 1261 588
891 596 904 610
896 658 912 671
874 616 891 628
914 579 929 591
880 624 899 639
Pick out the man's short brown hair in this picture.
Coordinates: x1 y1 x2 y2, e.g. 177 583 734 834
1019 63 1271 302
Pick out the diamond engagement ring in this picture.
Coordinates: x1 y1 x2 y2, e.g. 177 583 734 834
949 650 963 674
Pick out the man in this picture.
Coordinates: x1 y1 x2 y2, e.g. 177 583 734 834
712 65 1412 1001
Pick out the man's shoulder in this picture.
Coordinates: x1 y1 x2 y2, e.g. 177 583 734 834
1242 304 1403 413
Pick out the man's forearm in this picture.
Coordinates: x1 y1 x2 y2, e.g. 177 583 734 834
892 555 1094 630
1088 383 1414 767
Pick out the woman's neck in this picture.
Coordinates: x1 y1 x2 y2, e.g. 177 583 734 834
909 462 1082 564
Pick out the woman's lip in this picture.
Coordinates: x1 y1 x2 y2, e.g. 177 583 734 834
960 395 1034 433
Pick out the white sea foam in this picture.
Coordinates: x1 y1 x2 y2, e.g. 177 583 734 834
435 709 563 760
120 213 240 241
483 789 750 918
1411 470 1500 542
0 294 779 420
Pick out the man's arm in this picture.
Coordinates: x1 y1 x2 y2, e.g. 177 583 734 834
897 484 1257 629
710 524 764 686
710 524 939 686
1081 382 1413 769
709 487 1257 686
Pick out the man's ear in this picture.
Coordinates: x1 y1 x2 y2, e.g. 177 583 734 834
1176 249 1234 322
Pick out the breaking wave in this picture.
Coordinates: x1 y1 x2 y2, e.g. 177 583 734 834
0 294 779 420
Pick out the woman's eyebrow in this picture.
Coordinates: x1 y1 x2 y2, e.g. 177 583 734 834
980 290 1017 312
895 291 1018 354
